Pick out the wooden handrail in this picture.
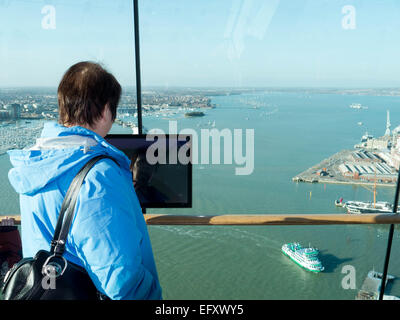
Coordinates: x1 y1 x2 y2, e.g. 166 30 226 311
2 213 400 226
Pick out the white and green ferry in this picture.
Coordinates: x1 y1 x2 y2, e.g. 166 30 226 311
282 243 324 272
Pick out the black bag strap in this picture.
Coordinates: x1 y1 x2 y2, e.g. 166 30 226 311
50 155 118 256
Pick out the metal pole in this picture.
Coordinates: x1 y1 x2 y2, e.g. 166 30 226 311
133 0 143 135
378 169 400 300
133 0 145 214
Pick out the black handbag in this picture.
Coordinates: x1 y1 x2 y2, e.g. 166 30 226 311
1 155 116 300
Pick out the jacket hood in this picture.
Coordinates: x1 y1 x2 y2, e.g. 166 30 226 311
8 122 131 195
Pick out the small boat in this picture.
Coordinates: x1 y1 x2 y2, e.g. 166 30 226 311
335 198 345 207
350 103 362 109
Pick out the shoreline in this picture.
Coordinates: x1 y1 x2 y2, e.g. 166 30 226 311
293 176 395 188
292 149 397 188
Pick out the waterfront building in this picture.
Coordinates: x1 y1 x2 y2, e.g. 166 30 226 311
365 137 390 150
10 103 21 119
378 151 396 169
382 136 400 170
339 162 397 183
351 150 381 163
1 104 21 120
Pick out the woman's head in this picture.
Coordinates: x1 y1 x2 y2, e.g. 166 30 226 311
57 61 121 136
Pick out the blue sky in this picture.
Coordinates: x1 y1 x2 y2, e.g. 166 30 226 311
1 0 400 87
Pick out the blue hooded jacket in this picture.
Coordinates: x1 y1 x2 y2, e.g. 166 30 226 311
7 122 162 300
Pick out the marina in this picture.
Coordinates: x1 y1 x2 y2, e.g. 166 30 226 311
0 121 44 155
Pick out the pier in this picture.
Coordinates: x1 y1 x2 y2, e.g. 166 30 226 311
356 271 398 300
292 149 397 187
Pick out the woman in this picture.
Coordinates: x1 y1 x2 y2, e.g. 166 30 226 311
7 61 162 300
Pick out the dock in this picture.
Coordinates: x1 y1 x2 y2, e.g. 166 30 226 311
292 149 397 187
355 271 398 300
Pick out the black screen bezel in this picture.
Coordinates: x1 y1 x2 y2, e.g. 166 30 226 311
105 133 193 209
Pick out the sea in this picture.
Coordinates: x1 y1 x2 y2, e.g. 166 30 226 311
2 90 400 300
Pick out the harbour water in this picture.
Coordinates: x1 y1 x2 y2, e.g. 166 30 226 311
2 91 400 299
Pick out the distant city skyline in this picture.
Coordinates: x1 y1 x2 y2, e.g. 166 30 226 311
1 0 400 88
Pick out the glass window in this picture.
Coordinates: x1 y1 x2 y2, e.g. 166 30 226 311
139 0 400 299
1 0 400 300
0 0 135 213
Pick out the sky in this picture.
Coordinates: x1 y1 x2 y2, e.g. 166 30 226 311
1 0 400 88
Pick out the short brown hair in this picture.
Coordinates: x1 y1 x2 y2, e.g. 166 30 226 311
58 61 121 127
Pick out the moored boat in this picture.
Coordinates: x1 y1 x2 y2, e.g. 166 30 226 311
368 270 395 282
335 197 345 207
345 201 399 214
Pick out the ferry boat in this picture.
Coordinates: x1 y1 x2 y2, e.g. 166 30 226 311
345 201 399 214
184 111 205 117
281 243 324 272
